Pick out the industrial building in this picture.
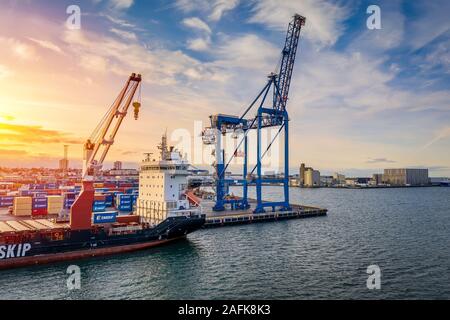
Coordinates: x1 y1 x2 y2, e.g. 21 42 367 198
59 145 69 172
383 168 429 186
113 161 123 170
304 168 321 187
299 163 320 187
332 173 346 185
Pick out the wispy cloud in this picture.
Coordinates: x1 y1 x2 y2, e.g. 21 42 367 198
366 158 396 164
187 38 210 51
110 28 137 41
175 0 239 21
0 37 38 60
248 0 350 47
209 0 240 21
109 0 134 10
27 37 62 54
182 17 212 34
0 122 82 144
101 14 136 28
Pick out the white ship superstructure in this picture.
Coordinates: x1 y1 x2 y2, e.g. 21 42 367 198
137 134 200 225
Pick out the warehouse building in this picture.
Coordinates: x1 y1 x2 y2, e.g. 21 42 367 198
383 168 429 186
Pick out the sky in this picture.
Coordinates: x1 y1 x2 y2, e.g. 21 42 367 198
0 0 449 177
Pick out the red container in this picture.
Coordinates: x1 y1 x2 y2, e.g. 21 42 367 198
116 215 140 224
32 208 48 216
46 189 62 195
94 195 106 201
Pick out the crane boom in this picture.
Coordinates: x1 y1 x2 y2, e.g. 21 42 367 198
274 14 305 111
83 73 142 180
71 73 142 231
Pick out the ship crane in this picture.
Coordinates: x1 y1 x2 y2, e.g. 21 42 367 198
202 14 306 213
71 73 142 230
83 73 142 180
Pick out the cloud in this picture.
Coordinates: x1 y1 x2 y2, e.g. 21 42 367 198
407 0 450 50
110 28 137 41
101 14 136 28
248 0 350 47
0 65 12 79
0 149 28 157
109 0 134 10
61 27 233 85
0 113 15 121
209 0 240 21
214 34 279 70
187 38 210 51
27 37 62 54
366 158 396 164
0 122 82 144
0 37 38 60
182 17 212 34
175 0 239 21
121 150 138 155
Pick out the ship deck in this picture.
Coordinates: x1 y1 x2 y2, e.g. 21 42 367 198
0 208 58 222
201 199 327 228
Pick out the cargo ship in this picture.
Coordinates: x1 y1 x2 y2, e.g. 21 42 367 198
0 74 205 270
0 135 204 270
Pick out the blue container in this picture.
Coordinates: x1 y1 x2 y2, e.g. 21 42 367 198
93 211 118 224
118 204 132 211
65 192 77 200
33 203 48 209
93 204 107 212
33 197 47 208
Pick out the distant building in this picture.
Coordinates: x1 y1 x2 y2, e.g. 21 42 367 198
320 176 333 186
345 177 371 186
305 168 320 187
429 177 450 186
113 161 123 170
59 159 69 171
333 173 346 185
383 168 429 186
299 163 306 186
372 174 383 185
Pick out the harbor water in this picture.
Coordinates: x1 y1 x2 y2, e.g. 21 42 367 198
0 186 449 299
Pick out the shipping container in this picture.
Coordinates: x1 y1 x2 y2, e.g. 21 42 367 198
32 208 48 216
116 215 140 224
93 211 118 224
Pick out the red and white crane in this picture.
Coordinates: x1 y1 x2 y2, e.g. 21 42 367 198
71 73 142 230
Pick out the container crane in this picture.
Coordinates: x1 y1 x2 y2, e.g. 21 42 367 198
202 14 306 213
71 73 142 230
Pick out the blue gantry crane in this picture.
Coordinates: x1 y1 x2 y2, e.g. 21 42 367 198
202 14 306 213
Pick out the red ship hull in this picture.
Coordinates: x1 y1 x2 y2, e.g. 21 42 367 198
0 236 184 270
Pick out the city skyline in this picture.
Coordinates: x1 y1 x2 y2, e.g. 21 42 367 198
0 0 449 176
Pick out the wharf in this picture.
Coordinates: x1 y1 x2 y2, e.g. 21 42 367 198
201 200 327 228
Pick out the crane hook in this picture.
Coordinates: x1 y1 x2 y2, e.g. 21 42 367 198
133 102 141 120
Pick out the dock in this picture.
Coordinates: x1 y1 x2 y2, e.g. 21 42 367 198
202 200 327 228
